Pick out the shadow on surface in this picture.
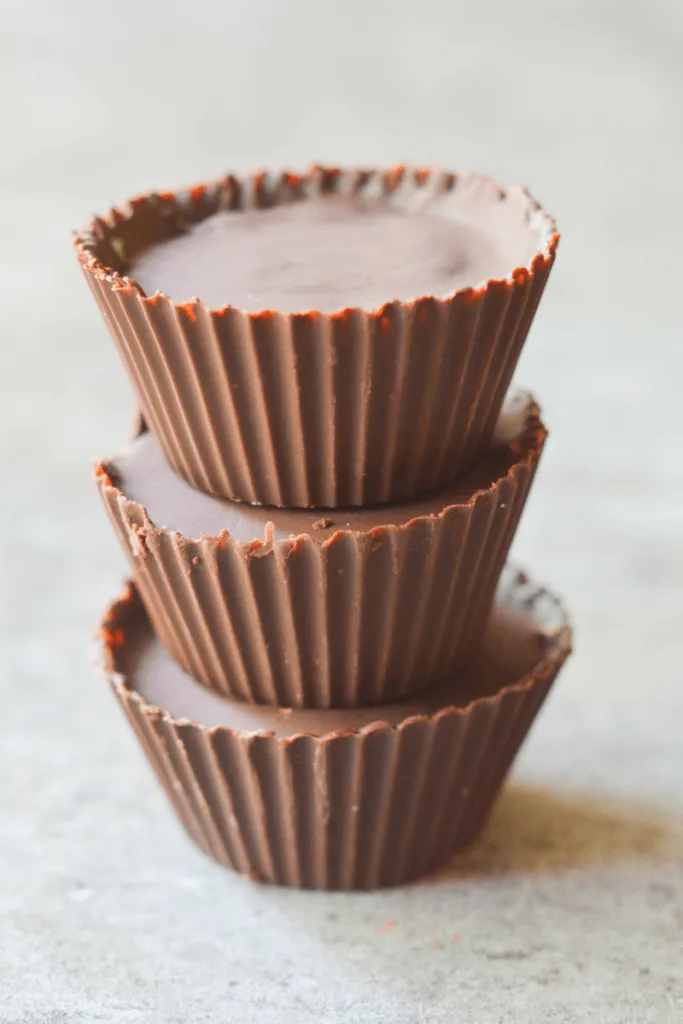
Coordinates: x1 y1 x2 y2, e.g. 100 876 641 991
428 780 682 882
246 779 683 1021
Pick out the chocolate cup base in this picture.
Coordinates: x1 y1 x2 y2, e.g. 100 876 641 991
192 811 485 891
103 566 572 890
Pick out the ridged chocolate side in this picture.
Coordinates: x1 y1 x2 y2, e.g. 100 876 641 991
97 413 546 709
76 166 558 508
104 568 571 889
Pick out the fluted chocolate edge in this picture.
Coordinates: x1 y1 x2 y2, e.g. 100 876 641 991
103 567 572 889
96 409 546 708
76 165 558 507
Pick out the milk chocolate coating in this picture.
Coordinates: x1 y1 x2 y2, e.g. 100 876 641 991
97 399 546 708
128 194 540 314
76 166 558 507
105 568 572 889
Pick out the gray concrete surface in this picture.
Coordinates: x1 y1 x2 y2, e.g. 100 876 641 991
2 1 683 1020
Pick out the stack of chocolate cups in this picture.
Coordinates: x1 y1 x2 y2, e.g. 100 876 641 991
76 166 572 890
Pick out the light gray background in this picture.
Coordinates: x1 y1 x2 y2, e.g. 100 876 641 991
2 1 682 1021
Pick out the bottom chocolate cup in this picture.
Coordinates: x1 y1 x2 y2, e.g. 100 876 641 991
103 566 572 890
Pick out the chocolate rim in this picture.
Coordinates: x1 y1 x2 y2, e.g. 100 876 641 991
96 399 545 553
74 165 558 317
103 566 572 740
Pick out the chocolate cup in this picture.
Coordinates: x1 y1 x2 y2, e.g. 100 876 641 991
97 396 546 709
76 166 558 508
103 566 572 890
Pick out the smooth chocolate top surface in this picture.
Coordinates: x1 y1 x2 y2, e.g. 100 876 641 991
109 404 529 542
117 595 559 735
127 194 537 313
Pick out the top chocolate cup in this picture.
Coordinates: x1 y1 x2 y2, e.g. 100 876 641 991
75 165 558 508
